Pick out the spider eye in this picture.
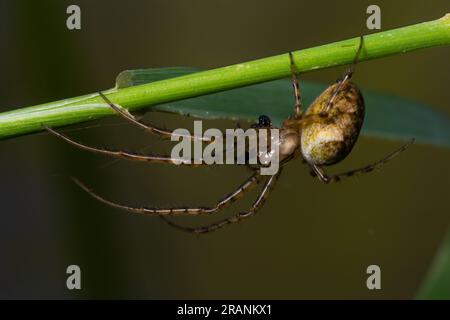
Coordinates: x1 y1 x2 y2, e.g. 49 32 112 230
258 115 272 127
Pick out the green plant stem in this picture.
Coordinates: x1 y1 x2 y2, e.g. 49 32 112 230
1 14 449 140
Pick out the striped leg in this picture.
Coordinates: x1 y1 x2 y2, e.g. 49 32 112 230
44 125 206 166
161 169 282 234
72 171 260 216
310 139 414 183
99 91 211 142
322 36 364 115
288 52 303 118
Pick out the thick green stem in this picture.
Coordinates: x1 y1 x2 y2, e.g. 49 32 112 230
1 14 449 140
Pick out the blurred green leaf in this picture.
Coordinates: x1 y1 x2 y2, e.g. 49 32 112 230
117 67 450 148
417 230 450 299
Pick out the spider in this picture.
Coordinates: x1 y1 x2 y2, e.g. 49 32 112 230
45 36 413 234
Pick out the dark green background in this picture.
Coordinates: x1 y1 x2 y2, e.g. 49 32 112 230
0 0 449 299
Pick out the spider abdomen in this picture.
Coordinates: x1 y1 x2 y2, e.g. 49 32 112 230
300 81 364 165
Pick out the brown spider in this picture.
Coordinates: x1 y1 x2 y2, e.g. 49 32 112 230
45 36 413 234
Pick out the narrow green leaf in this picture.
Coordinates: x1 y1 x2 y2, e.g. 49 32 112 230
1 15 449 140
117 67 450 148
417 230 450 299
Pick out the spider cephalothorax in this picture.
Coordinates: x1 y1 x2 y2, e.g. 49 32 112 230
45 36 413 233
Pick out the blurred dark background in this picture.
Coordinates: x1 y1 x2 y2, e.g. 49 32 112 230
0 0 449 299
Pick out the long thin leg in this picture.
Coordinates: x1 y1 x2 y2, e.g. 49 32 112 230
288 52 303 118
99 91 210 142
98 119 259 170
161 169 282 234
72 170 260 215
322 36 364 114
310 139 414 183
44 125 207 166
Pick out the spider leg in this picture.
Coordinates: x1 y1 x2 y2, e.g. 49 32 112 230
98 91 211 142
44 125 206 166
288 52 303 118
72 170 260 216
309 139 414 183
161 169 282 234
322 36 364 114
